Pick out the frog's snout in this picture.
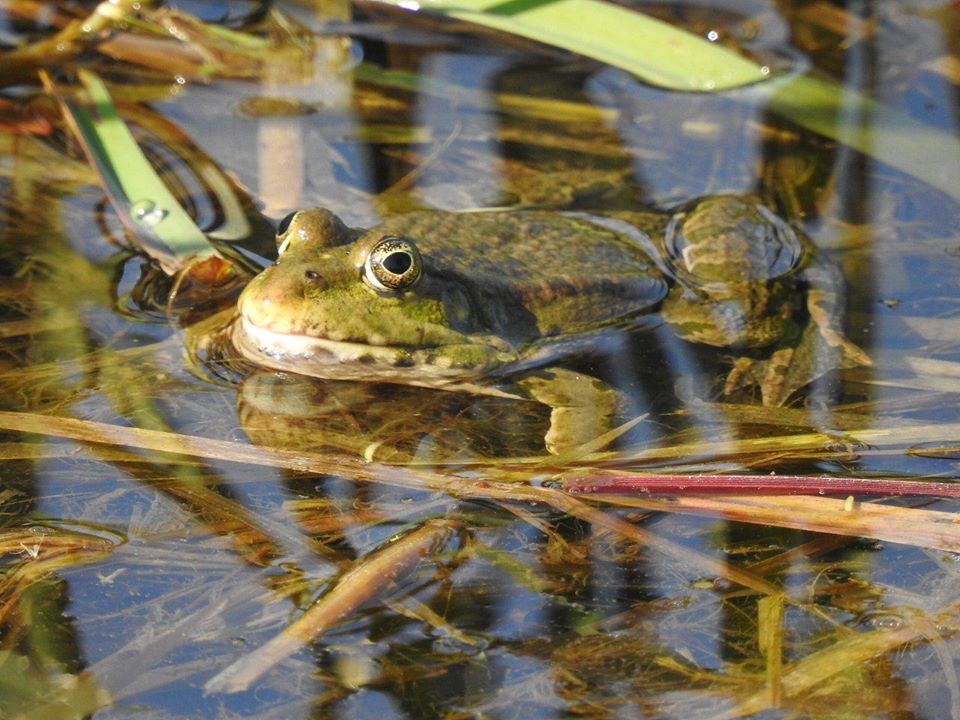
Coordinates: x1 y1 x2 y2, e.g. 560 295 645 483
241 266 311 312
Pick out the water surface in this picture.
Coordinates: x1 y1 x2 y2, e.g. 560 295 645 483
1 1 960 718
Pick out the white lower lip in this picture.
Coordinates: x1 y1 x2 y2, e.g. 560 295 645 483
236 316 408 365
232 317 486 386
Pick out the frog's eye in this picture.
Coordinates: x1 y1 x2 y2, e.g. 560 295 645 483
364 236 422 292
276 211 298 254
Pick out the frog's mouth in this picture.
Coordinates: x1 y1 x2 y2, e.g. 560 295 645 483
233 315 503 387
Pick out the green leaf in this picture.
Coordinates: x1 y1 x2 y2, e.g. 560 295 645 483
369 0 960 202
766 74 960 203
55 70 219 272
410 0 767 91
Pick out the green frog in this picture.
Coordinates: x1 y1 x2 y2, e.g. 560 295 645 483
231 195 869 453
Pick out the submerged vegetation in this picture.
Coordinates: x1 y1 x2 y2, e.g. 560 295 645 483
0 0 959 718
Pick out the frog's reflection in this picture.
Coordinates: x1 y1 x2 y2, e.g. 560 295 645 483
238 370 551 464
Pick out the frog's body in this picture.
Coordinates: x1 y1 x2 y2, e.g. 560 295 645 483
231 196 869 452
233 207 672 390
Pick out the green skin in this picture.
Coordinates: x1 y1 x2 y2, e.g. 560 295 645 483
233 195 822 385
233 203 672 388
231 195 867 452
656 196 805 348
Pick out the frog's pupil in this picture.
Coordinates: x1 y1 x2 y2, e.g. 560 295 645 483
384 252 412 275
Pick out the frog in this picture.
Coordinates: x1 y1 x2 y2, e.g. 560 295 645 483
230 195 870 454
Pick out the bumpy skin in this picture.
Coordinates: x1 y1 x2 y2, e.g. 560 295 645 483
232 196 858 395
234 207 671 387
657 196 807 349
657 196 870 404
230 196 870 444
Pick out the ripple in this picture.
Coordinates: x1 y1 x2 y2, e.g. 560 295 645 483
663 196 805 285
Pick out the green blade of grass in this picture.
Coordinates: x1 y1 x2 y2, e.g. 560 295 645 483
765 73 960 203
52 70 219 272
368 0 960 202
403 0 766 91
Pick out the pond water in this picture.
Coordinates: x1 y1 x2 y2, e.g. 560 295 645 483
2 1 960 718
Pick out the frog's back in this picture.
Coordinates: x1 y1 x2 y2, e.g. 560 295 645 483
376 210 669 338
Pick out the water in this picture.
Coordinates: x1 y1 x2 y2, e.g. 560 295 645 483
0 1 960 718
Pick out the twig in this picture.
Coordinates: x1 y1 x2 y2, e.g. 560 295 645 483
565 473 960 498
0 410 780 595
204 519 461 694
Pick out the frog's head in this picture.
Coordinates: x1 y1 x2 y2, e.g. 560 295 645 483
233 208 516 385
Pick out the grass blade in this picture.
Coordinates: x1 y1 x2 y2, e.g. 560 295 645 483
0 410 780 596
369 0 766 91
367 0 960 202
601 494 960 553
764 74 960 204
48 70 219 272
724 596 960 719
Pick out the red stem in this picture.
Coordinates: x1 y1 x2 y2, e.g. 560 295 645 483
564 474 960 498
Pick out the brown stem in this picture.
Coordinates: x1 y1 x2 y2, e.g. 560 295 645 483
565 473 960 497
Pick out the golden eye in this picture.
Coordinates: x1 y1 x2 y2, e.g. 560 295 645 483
364 236 422 292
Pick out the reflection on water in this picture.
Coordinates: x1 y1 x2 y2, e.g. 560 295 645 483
1 0 960 717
